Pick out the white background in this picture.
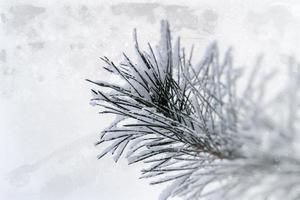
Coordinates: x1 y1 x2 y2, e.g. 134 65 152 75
1 0 300 199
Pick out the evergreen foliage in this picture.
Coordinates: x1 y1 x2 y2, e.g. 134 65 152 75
88 21 300 200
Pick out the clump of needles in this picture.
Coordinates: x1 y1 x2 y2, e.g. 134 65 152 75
88 21 300 200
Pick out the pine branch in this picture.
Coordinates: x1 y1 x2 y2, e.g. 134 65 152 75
88 20 300 200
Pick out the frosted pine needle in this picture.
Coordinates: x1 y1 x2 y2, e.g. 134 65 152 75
87 20 300 200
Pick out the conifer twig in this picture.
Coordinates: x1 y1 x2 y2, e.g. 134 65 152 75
88 20 300 200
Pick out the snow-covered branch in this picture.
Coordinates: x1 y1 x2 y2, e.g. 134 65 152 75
88 20 300 200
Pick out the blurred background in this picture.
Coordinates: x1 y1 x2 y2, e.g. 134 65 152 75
1 0 300 199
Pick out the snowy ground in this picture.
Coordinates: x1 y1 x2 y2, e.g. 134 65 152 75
1 0 300 199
